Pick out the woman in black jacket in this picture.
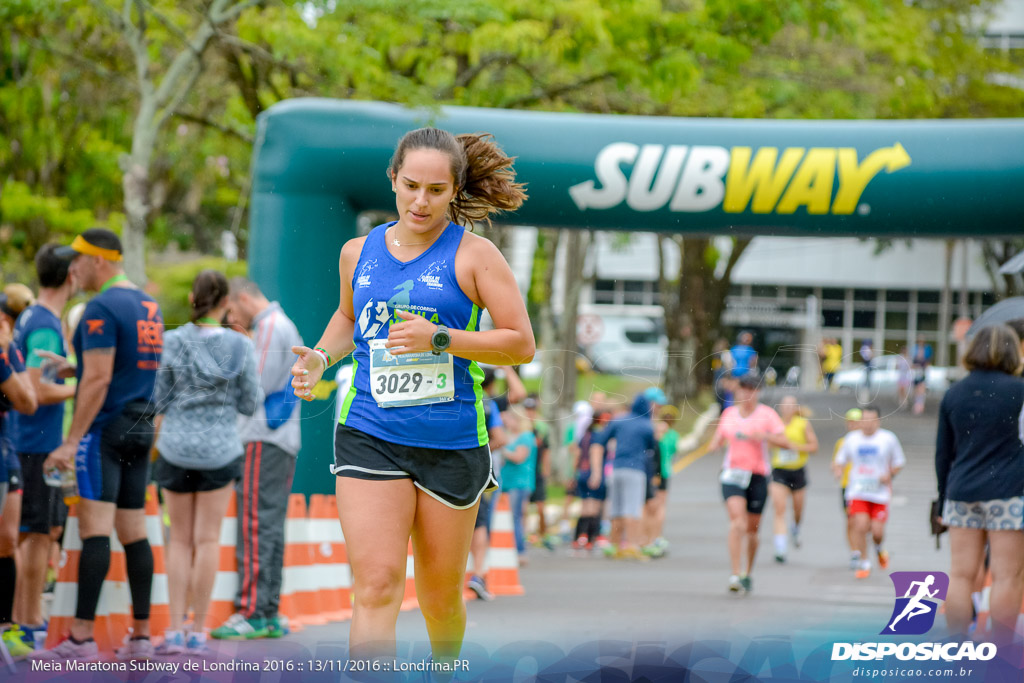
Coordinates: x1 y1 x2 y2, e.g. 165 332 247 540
935 323 1024 642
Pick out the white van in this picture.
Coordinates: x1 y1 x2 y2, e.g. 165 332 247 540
584 315 667 376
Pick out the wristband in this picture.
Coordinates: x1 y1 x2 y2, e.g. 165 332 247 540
311 348 330 370
315 347 333 367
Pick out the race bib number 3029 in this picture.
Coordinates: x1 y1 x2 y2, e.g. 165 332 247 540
368 339 455 408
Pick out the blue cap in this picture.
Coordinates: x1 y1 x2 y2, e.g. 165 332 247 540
643 387 668 404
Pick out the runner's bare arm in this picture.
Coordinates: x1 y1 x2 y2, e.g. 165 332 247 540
0 369 36 415
291 239 361 397
803 422 820 454
442 233 540 366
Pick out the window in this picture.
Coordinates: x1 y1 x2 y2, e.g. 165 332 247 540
786 286 813 299
751 284 779 299
625 329 661 344
854 288 876 302
886 289 910 303
917 312 939 331
822 288 846 302
885 311 909 330
918 290 940 304
623 280 646 305
823 308 844 327
853 310 876 329
593 279 616 304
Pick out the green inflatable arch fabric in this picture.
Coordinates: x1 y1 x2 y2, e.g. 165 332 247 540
248 98 1024 495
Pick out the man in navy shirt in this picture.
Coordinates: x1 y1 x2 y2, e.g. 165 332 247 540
12 245 76 639
39 229 163 661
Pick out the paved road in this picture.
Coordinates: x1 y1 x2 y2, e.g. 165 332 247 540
271 389 950 658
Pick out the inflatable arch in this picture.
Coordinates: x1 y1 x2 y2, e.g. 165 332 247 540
249 99 1023 494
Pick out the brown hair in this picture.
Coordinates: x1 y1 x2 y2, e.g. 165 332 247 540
962 324 1022 375
191 270 229 323
388 128 527 228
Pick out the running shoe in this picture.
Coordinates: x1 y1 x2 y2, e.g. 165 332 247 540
849 552 862 570
185 631 211 656
467 575 494 602
728 575 742 593
774 553 786 564
155 630 184 656
877 549 890 570
116 635 154 660
615 547 650 562
601 543 618 558
31 637 99 661
17 621 46 647
210 613 268 640
855 563 871 580
595 536 611 549
2 626 33 657
570 536 589 553
739 575 752 593
266 615 289 638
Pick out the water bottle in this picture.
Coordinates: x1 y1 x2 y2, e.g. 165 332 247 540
59 469 80 506
43 467 63 488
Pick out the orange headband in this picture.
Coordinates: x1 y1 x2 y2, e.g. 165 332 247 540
71 234 122 261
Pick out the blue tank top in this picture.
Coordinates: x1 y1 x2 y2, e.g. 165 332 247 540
12 305 67 453
339 222 488 449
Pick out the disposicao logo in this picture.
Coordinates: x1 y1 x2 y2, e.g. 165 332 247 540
831 571 997 663
884 571 948 635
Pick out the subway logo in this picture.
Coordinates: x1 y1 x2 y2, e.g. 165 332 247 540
568 142 911 215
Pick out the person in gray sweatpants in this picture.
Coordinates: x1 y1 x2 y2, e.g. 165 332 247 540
211 278 302 640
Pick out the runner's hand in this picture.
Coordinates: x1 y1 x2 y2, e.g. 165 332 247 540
45 440 77 473
587 472 601 491
385 309 434 355
291 345 326 401
36 350 77 379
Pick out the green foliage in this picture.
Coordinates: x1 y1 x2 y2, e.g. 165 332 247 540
146 257 248 329
1 0 1020 272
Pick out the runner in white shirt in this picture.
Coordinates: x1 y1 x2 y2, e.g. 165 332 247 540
832 404 905 579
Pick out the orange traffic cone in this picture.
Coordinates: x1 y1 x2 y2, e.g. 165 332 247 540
465 493 524 598
308 494 350 622
46 486 168 653
280 494 325 626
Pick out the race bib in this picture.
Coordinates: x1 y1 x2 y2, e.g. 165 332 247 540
720 467 753 488
858 477 881 494
776 448 799 465
368 339 455 408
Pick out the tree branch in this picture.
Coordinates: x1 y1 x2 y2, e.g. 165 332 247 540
171 110 254 143
156 60 202 131
210 0 263 24
501 72 615 108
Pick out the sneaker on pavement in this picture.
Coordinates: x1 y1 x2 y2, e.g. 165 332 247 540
116 636 154 661
467 575 494 602
728 575 742 593
17 622 46 647
2 627 34 657
266 615 289 638
32 637 99 661
855 562 871 579
849 553 862 570
877 549 890 570
774 554 786 564
155 630 184 656
185 631 211 656
739 575 752 593
210 613 268 640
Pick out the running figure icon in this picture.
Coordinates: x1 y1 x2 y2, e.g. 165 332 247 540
888 574 939 632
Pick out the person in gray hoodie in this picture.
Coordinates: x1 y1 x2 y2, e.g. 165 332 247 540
151 271 259 655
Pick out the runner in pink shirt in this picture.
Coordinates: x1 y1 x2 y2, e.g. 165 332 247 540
707 373 792 594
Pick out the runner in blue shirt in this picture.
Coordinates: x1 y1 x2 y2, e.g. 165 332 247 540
288 128 533 667
38 229 164 661
12 245 77 640
0 285 38 656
